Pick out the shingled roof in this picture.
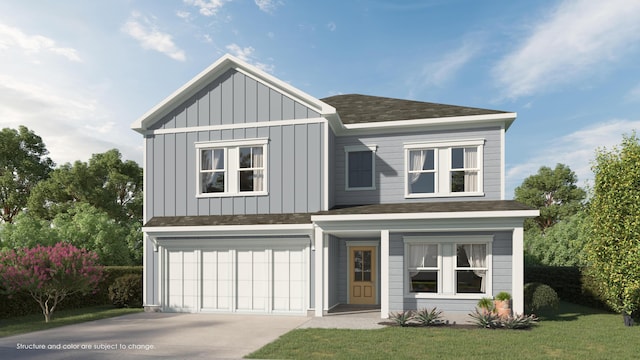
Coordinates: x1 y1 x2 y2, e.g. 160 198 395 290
321 94 509 125
144 201 534 227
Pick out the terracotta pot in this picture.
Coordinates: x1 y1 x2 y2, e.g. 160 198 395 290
494 300 511 318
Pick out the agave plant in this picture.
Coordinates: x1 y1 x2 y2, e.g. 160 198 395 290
388 310 414 327
413 307 443 326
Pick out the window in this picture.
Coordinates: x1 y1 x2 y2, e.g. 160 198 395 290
405 236 492 298
197 139 268 196
455 244 487 293
407 244 439 293
405 139 484 197
345 145 376 190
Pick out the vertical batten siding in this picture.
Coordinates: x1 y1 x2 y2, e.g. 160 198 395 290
143 68 325 220
147 123 324 218
333 127 502 206
492 231 513 295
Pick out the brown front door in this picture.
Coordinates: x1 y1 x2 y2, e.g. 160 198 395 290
349 246 376 304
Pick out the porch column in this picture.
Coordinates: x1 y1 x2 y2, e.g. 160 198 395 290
314 226 324 317
380 230 390 319
512 226 524 314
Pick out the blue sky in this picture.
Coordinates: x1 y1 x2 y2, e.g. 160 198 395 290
1 0 639 198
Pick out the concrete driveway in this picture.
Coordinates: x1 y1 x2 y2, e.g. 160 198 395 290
0 312 310 359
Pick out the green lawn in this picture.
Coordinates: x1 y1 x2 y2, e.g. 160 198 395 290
0 306 143 338
247 302 640 360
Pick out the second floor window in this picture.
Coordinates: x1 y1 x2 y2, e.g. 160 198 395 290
345 145 377 190
405 139 484 197
197 139 268 197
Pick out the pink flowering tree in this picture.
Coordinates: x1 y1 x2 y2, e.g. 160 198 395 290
0 243 103 322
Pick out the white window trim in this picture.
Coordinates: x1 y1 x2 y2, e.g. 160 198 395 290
404 139 484 198
344 144 377 191
404 235 493 300
196 138 269 198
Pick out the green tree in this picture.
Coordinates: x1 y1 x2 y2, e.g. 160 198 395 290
585 134 640 323
524 210 589 266
0 243 103 322
52 203 132 266
514 163 586 232
0 126 54 223
0 212 60 249
28 149 142 223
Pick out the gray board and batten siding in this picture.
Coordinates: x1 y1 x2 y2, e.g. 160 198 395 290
333 126 503 206
145 69 325 220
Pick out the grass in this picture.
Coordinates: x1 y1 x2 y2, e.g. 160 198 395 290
0 306 143 338
247 302 640 360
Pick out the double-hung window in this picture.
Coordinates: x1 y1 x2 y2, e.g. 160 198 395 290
405 139 484 197
405 236 492 298
345 145 377 190
196 138 268 197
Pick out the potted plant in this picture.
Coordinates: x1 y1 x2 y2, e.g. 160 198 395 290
494 292 512 318
477 297 495 315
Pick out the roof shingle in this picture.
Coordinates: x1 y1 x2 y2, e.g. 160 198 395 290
321 94 508 124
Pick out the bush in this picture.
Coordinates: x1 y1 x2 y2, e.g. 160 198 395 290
525 265 608 310
525 283 559 314
0 266 142 318
469 308 500 328
413 308 443 326
389 311 414 327
469 308 538 329
109 274 143 308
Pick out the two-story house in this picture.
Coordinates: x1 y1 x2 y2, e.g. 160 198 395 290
131 54 537 319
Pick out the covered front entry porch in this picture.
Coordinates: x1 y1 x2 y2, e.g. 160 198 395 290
310 201 537 319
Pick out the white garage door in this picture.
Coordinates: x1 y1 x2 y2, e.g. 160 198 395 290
165 246 306 314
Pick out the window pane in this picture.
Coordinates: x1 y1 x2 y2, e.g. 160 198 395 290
239 147 252 168
409 244 437 267
451 171 465 192
239 170 264 192
424 150 435 170
410 271 437 293
201 150 212 170
456 270 485 293
201 172 224 193
348 151 373 188
410 172 435 193
452 148 464 169
457 244 486 268
354 250 363 281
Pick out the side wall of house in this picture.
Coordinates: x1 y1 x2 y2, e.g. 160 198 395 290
333 126 502 205
388 231 512 315
143 69 328 219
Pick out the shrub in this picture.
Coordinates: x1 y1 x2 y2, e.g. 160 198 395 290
501 314 538 329
413 308 443 326
388 311 414 327
525 283 559 314
469 308 500 328
495 292 511 301
109 274 143 308
477 297 495 313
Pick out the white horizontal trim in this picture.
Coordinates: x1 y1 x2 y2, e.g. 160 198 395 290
312 210 539 223
144 223 314 237
404 235 493 244
343 113 517 131
196 191 268 198
408 293 488 300
344 144 377 152
195 137 269 148
404 192 485 199
345 240 379 247
404 138 485 149
147 117 327 135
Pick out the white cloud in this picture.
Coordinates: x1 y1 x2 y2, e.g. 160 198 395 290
225 43 274 73
494 0 640 99
184 0 229 16
255 0 282 14
420 40 479 87
0 73 141 166
506 119 640 197
0 23 81 62
122 13 186 61
327 22 336 32
176 10 191 20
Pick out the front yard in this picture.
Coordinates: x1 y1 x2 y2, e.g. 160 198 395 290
247 302 639 359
